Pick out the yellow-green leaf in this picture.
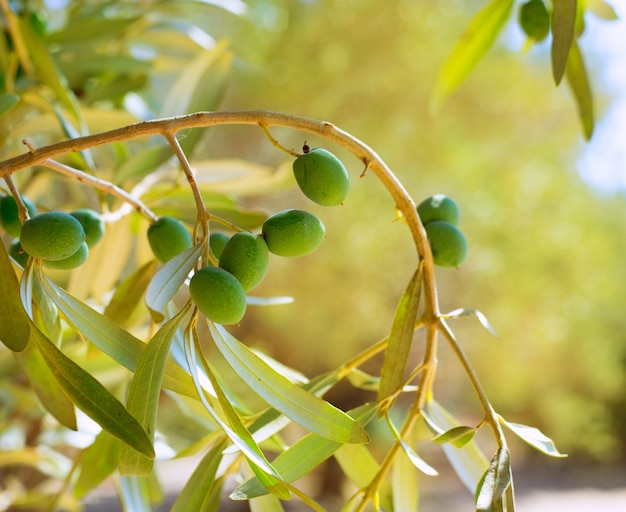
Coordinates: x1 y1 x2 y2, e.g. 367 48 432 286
431 0 514 111
565 40 594 140
42 277 199 400
233 404 377 499
551 0 578 85
0 241 30 352
119 305 191 476
500 418 567 457
14 338 77 429
209 322 369 444
378 267 421 403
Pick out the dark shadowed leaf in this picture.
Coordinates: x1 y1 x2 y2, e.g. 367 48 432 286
551 0 577 84
31 325 154 458
0 241 30 351
14 338 77 430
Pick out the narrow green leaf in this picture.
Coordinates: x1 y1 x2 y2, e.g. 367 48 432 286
378 267 422 402
14 337 77 430
0 241 30 351
565 40 594 140
500 418 567 457
423 400 489 493
385 414 438 476
208 322 369 444
74 430 119 498
432 425 477 448
42 277 199 400
31 325 154 458
431 0 514 110
145 243 204 323
233 404 377 499
551 0 578 84
104 260 158 327
475 447 512 512
171 439 228 512
190 330 290 500
119 305 192 476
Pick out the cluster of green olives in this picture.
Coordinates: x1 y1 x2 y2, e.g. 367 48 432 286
417 194 468 268
149 146 350 325
1 194 104 270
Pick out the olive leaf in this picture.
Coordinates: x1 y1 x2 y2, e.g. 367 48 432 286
208 321 369 444
0 240 30 352
119 304 192 476
551 0 578 85
378 266 422 404
31 325 154 458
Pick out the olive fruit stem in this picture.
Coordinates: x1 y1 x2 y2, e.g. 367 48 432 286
259 124 300 157
163 132 210 251
2 174 32 225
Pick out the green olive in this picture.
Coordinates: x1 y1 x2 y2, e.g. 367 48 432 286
147 216 193 263
189 266 247 325
417 194 460 226
519 0 550 42
44 242 89 270
70 209 105 248
218 232 269 291
209 232 230 260
262 209 325 257
293 148 350 206
0 195 38 238
424 221 468 268
20 212 86 261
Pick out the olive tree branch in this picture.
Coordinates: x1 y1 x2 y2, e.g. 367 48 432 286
0 110 438 319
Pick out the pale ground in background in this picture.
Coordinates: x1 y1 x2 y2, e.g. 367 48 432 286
81 456 626 511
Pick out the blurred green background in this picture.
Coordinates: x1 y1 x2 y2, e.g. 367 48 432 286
3 0 625 488
212 0 626 464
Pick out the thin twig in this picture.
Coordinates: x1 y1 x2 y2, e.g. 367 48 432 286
41 159 158 222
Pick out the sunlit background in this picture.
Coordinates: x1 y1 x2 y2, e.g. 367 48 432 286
2 0 626 509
